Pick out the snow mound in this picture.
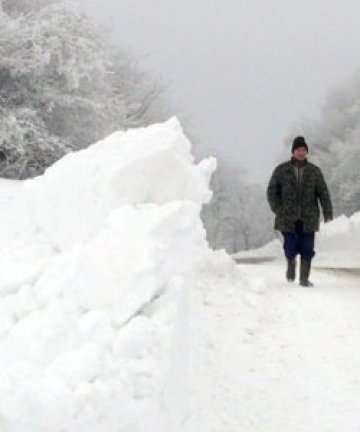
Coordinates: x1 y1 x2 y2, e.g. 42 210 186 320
317 212 360 267
24 117 214 251
0 118 216 431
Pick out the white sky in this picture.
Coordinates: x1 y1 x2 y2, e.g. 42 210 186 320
85 0 360 183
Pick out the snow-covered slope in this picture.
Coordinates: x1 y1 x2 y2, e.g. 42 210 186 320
0 118 216 432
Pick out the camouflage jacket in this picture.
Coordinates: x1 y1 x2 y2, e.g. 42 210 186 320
267 158 333 232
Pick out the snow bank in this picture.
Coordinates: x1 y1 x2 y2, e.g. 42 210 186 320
0 118 216 431
0 180 54 292
317 211 360 267
24 117 213 251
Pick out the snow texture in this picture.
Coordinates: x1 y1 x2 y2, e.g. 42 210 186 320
1 116 360 432
0 118 215 432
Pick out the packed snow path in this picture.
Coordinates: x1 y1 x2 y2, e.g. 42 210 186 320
187 260 360 432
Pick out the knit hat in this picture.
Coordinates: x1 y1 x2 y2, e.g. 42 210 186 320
292 136 308 153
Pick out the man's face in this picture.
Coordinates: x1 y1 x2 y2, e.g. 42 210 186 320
292 146 308 161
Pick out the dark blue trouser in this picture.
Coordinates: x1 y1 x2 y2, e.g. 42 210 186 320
282 220 315 261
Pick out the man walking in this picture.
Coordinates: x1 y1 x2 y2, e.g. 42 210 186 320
267 136 333 286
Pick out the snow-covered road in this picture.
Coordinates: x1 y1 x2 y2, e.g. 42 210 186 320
187 259 360 432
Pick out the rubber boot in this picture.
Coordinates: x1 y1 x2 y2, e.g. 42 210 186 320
299 258 313 287
286 258 296 282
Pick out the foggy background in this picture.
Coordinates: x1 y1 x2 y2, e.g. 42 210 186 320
2 0 359 252
84 0 360 184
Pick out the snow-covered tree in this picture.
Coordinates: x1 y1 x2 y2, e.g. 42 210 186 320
0 0 168 178
2 0 58 15
287 71 360 216
202 159 274 253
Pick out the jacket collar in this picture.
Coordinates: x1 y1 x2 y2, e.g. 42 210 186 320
290 157 308 168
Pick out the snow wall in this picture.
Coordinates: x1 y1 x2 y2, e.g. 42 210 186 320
0 118 216 432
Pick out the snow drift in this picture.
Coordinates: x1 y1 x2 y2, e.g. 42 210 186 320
0 118 216 431
316 212 360 267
